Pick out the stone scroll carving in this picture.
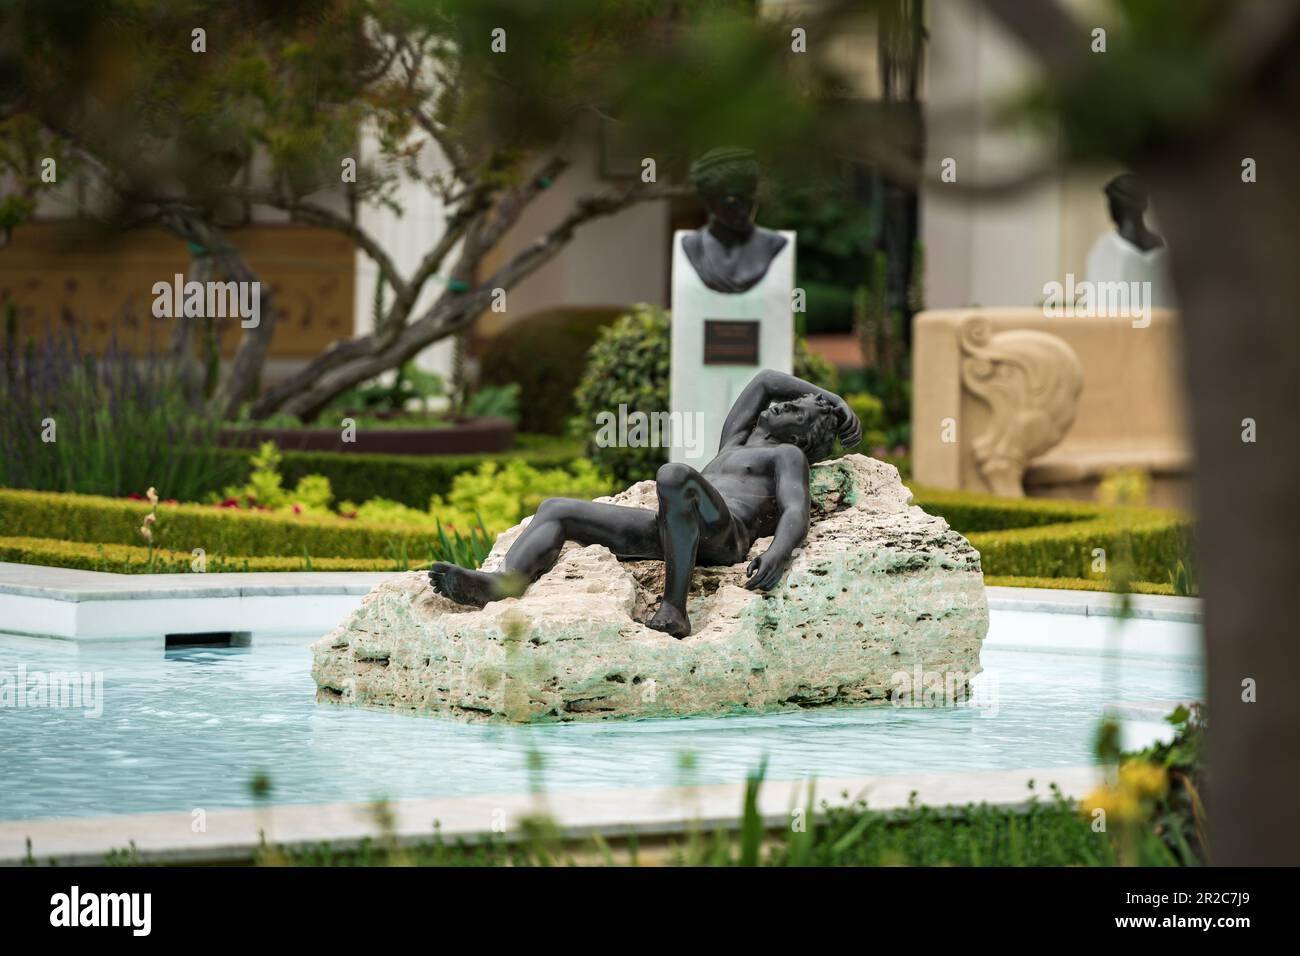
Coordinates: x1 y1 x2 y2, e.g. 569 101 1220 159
959 319 1084 496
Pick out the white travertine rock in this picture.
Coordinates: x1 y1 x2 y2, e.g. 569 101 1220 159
311 454 987 722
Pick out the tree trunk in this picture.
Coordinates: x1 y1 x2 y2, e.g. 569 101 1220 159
210 246 278 419
273 285 488 421
169 250 210 395
157 213 278 419
1141 50 1300 864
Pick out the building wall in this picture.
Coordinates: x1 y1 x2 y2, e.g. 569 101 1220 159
0 220 354 359
921 0 1122 309
349 111 458 379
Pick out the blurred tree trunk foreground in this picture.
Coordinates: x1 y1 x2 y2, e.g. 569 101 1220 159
980 0 1300 865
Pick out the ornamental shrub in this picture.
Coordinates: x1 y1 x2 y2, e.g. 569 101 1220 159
221 442 334 514
340 458 613 535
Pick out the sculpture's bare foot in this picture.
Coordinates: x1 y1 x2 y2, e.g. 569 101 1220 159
646 602 692 639
428 563 513 607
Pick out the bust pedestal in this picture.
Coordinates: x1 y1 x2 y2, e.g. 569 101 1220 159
1085 232 1175 308
669 229 796 469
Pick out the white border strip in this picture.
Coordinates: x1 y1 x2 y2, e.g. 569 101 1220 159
1 765 1103 866
987 585 1201 624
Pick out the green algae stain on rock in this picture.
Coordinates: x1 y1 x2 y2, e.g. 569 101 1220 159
809 457 857 514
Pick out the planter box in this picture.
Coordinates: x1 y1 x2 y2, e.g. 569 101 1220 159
218 417 515 456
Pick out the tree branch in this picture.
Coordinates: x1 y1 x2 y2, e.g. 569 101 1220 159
973 0 1083 66
264 178 689 420
273 195 412 305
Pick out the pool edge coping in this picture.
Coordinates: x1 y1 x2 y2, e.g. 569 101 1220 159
0 764 1104 866
0 563 397 602
986 586 1200 624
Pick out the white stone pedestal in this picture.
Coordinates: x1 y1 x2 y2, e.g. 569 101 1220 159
669 229 795 469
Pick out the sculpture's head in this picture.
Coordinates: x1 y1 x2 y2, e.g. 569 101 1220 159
760 393 839 463
690 147 760 234
1104 172 1148 225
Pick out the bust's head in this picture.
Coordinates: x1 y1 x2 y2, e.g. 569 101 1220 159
690 147 761 234
1104 173 1148 226
759 393 839 464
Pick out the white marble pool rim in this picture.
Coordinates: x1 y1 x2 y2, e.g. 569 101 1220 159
986 585 1200 624
0 764 1104 867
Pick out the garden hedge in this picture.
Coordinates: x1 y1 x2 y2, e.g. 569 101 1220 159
908 486 1114 531
0 488 472 560
200 435 583 510
983 575 1176 596
911 485 1193 586
0 477 1194 589
0 536 426 574
967 515 1189 583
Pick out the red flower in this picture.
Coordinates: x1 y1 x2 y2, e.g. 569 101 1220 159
292 503 302 514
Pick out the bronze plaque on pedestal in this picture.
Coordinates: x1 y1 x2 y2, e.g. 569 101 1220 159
703 320 760 366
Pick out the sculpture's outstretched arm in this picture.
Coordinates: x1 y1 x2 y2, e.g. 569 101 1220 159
745 444 811 591
718 369 861 449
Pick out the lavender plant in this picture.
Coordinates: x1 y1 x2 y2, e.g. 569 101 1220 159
0 306 239 501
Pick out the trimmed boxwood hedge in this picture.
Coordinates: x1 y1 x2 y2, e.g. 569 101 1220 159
910 484 1193 585
0 535 425 574
967 514 1189 583
0 488 458 560
908 485 1113 531
187 436 584 510
0 475 1194 587
983 575 1177 596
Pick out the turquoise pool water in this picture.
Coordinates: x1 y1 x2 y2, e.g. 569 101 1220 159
0 609 1202 821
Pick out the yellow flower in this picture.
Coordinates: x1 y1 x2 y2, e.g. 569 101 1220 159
1081 784 1142 824
1119 760 1169 799
1081 759 1169 826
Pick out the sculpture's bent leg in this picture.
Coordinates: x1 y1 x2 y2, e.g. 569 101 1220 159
648 463 745 639
429 499 659 607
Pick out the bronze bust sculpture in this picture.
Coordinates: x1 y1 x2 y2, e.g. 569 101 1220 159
680 147 789 294
429 370 862 638
1104 172 1163 252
